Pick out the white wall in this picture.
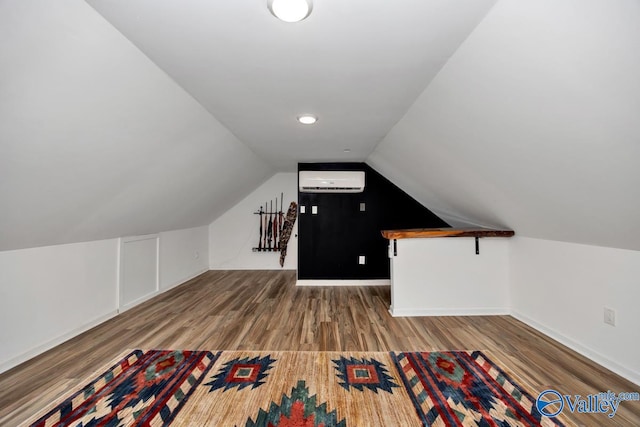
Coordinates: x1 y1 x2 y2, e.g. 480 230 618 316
0 225 209 374
120 234 159 310
369 0 640 251
388 235 640 386
0 0 271 252
209 173 298 270
390 237 509 316
160 226 209 290
0 239 118 373
510 237 640 386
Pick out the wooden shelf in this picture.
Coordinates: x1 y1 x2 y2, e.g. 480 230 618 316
381 227 515 240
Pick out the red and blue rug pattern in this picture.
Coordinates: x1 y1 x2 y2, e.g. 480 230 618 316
392 351 564 426
245 380 346 427
204 354 276 392
28 350 219 427
332 355 398 393
24 350 567 427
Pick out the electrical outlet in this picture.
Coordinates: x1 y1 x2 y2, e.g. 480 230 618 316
300 205 306 214
312 205 318 214
194 251 200 259
358 255 365 265
604 307 616 326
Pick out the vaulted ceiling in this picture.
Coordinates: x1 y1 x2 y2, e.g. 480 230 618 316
0 0 271 250
1 0 639 252
86 0 497 168
370 0 640 251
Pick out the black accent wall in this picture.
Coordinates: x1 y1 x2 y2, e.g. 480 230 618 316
297 163 450 280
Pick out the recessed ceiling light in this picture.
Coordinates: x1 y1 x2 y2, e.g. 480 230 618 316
268 0 313 23
297 114 317 125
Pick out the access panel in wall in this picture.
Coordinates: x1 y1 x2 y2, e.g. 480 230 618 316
119 234 159 311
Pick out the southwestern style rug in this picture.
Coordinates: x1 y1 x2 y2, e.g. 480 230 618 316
22 350 570 427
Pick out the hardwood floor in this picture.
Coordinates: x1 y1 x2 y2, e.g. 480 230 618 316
0 270 638 426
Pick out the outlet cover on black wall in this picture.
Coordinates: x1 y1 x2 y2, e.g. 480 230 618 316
297 162 449 280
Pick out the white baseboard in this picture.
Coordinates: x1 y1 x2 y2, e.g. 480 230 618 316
119 291 160 313
389 307 509 317
296 279 390 287
160 268 208 291
0 270 209 375
0 310 118 375
209 267 297 271
511 310 640 387
121 268 210 312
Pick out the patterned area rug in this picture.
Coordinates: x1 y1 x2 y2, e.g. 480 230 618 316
23 350 569 426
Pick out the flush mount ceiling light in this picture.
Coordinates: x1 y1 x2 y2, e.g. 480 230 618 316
297 114 317 125
268 0 313 23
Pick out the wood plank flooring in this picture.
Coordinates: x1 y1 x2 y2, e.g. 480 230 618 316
0 270 638 426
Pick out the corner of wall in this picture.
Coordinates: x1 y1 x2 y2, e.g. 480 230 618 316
208 173 298 270
509 236 640 386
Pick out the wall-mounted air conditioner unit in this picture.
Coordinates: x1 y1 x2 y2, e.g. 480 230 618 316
299 171 365 193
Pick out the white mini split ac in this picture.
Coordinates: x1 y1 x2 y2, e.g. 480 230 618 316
299 171 365 193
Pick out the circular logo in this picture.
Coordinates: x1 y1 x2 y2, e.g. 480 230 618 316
536 389 564 417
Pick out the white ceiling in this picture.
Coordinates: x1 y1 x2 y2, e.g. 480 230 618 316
0 0 271 251
2 0 638 253
370 0 640 251
86 0 497 169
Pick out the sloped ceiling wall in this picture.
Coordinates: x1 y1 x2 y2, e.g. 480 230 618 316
84 0 498 170
369 0 640 251
0 0 272 251
3 0 638 253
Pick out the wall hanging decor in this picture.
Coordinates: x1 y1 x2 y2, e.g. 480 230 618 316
253 193 285 253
